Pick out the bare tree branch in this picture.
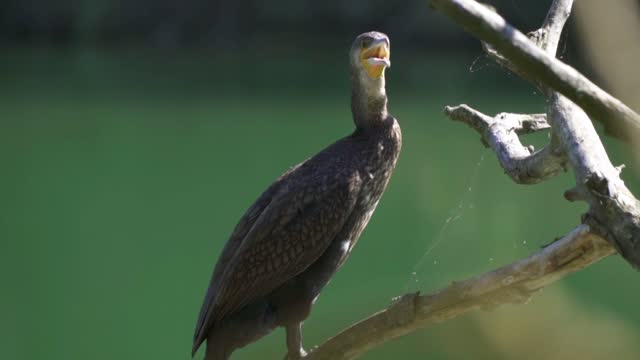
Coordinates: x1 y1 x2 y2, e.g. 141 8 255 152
483 0 572 83
305 226 614 360
436 0 640 267
428 0 640 141
444 105 566 184
548 93 640 265
539 0 573 55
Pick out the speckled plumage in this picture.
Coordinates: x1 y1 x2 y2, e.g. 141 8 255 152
193 31 401 360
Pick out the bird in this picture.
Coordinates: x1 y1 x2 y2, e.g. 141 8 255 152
192 31 402 360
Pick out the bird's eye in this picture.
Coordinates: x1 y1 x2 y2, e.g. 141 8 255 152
361 38 372 49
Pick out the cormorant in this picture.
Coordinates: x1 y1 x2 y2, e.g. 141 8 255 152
192 31 401 360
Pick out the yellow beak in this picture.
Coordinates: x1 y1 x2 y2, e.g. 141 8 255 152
360 42 390 79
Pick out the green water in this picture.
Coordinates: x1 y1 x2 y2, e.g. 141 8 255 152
2 48 639 360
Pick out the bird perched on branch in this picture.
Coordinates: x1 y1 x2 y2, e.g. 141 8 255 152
192 31 402 360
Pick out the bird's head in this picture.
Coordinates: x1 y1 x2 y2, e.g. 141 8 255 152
350 31 391 127
351 31 391 80
350 31 390 84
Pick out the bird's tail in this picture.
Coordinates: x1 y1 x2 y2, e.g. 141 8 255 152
203 340 232 360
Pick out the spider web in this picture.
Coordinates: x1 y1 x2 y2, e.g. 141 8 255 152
404 151 486 292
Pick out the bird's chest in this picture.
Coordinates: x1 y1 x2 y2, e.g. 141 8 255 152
343 137 400 252
360 133 399 204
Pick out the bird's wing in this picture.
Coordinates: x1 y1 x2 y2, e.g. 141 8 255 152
192 180 281 354
193 169 362 353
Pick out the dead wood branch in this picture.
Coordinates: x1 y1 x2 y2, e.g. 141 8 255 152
305 226 614 360
444 105 566 184
429 0 640 141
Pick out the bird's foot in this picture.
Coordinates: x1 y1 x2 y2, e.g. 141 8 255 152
285 323 307 359
284 347 307 360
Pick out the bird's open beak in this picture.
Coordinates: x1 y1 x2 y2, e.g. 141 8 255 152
360 40 391 79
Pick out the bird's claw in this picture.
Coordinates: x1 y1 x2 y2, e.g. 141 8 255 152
284 348 307 360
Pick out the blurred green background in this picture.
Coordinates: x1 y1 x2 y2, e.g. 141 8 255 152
2 1 640 360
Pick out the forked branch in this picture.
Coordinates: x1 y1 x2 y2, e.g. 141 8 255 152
429 0 640 141
444 105 566 184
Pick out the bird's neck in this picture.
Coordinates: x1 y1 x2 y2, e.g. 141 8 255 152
351 75 388 129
